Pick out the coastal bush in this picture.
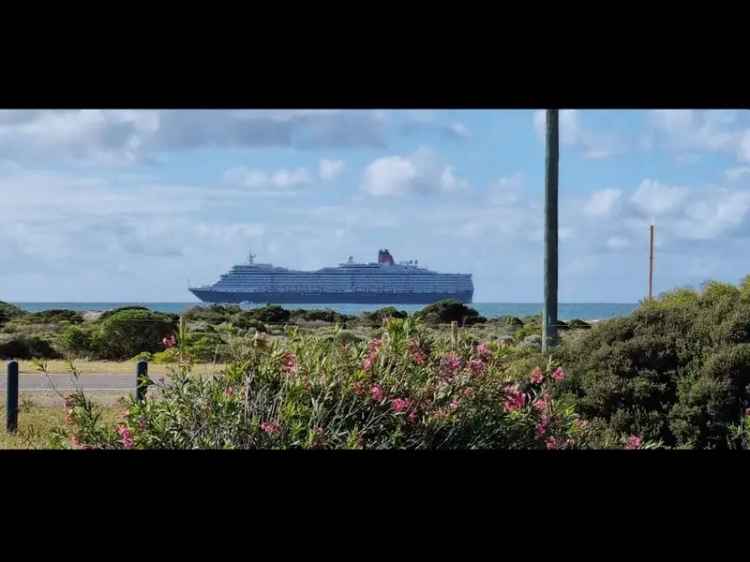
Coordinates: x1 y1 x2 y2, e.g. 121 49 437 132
240 305 290 325
556 292 750 447
0 302 25 326
0 336 61 359
415 300 486 326
97 306 153 322
58 325 95 357
96 309 177 360
184 305 241 325
22 309 84 325
358 307 408 327
290 308 353 324
59 318 647 450
233 315 267 333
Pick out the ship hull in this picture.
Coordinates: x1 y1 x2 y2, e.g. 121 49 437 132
190 289 473 305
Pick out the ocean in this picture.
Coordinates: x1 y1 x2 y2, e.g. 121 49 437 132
12 302 639 321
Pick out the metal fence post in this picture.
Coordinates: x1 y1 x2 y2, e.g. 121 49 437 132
6 360 19 433
136 360 148 402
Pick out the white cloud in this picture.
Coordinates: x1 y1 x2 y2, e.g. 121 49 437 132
0 110 392 166
533 110 622 159
362 148 469 197
319 159 345 181
225 166 312 190
448 122 471 139
630 179 688 217
584 189 622 217
649 110 750 162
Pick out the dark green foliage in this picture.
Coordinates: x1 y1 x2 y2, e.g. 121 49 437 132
358 306 408 327
232 315 267 332
58 325 95 357
97 306 152 322
415 300 486 326
567 319 591 330
556 290 750 448
0 302 25 326
0 336 62 359
289 308 354 324
24 309 84 325
183 304 241 325
240 305 290 324
96 309 177 360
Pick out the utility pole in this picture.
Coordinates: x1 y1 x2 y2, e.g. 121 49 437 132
649 224 654 300
542 109 559 353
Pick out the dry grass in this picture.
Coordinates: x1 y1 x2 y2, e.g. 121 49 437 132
0 393 122 449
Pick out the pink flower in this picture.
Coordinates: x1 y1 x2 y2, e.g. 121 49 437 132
530 367 544 385
462 387 475 399
162 334 177 349
449 399 461 412
391 398 412 413
117 425 134 449
476 342 491 361
371 384 385 402
367 338 382 353
224 387 236 398
503 385 527 413
468 359 486 376
260 421 281 434
362 355 375 371
407 410 418 423
536 422 547 437
280 352 298 374
551 367 566 382
408 341 427 365
545 436 559 450
532 397 548 412
624 435 642 450
440 353 463 379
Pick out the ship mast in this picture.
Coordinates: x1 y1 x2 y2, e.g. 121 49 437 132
248 251 255 265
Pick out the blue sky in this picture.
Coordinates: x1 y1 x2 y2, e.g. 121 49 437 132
2 109 750 302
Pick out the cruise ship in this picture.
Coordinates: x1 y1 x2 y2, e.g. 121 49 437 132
189 250 473 304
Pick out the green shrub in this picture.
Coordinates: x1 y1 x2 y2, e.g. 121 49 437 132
0 336 62 359
25 309 84 325
97 306 153 322
58 325 95 357
290 308 354 324
358 307 408 327
0 302 25 326
567 319 592 330
184 305 241 324
556 295 750 448
240 305 290 324
152 349 179 364
96 309 177 360
415 300 486 326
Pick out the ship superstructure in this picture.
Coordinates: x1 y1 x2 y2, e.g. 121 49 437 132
189 250 473 304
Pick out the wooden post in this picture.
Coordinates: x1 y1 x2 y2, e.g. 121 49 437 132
6 360 19 433
136 360 148 402
649 224 654 300
542 109 559 353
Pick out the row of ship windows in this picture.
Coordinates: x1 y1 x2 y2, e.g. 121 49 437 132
217 279 471 287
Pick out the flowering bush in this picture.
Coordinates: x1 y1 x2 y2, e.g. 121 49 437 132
58 318 654 450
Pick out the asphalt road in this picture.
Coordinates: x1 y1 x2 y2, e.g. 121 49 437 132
0 373 145 392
